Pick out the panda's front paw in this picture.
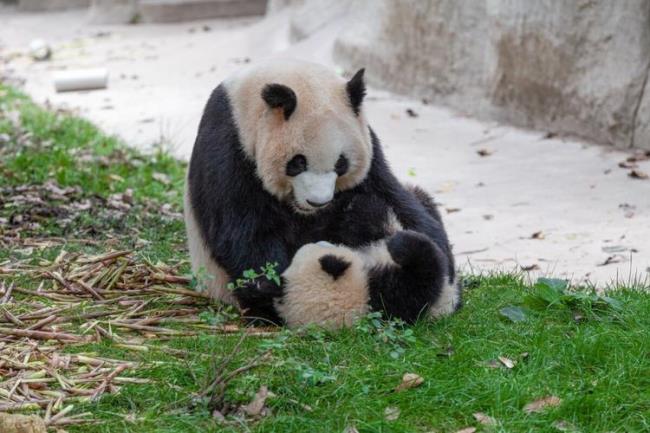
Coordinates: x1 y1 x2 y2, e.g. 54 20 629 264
233 277 283 303
233 277 284 325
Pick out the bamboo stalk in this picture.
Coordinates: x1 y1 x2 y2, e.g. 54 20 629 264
90 364 129 401
77 250 131 265
150 285 211 299
26 314 58 330
74 279 104 300
0 327 84 342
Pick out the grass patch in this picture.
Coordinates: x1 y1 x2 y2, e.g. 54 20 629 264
1 83 649 433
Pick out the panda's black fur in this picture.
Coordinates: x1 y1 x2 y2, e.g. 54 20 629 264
187 61 457 325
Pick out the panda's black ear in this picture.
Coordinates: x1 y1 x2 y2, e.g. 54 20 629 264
319 254 351 281
346 68 366 116
262 83 297 120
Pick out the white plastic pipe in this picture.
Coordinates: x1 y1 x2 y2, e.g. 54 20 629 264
53 68 109 92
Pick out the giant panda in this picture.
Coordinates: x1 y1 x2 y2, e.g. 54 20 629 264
277 230 460 329
185 59 459 324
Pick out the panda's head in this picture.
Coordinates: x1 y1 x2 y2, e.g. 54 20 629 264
227 60 372 215
277 242 370 329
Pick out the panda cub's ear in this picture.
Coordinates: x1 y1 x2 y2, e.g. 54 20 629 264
262 83 297 120
319 254 351 281
346 68 366 116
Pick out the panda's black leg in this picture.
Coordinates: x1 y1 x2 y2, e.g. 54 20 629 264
233 277 285 326
368 230 447 324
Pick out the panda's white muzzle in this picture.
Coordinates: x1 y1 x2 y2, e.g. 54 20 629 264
291 171 337 212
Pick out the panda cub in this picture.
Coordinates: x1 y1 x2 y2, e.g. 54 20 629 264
277 230 457 329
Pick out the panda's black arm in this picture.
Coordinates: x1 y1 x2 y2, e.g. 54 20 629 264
368 231 448 324
210 223 290 325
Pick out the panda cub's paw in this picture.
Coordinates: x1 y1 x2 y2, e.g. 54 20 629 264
386 230 438 269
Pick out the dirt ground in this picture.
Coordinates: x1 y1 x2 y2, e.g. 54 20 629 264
1 5 649 287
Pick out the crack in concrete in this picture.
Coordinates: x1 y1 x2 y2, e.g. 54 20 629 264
631 58 650 148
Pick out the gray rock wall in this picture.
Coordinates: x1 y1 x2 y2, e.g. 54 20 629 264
275 0 650 149
18 0 89 11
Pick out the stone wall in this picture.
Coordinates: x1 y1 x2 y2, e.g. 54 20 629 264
15 0 267 24
18 0 89 11
273 0 650 149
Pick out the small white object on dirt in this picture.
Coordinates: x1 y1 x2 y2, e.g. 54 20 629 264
53 68 108 92
29 39 51 61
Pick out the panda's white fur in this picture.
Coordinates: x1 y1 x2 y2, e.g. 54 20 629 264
225 60 373 211
429 280 462 318
277 243 370 329
184 178 233 302
278 239 461 329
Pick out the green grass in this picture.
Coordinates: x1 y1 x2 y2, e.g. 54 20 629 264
1 83 649 433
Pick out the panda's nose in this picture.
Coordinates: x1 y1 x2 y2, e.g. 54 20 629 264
307 199 331 208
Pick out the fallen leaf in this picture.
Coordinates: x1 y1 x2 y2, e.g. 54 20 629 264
212 410 226 423
394 373 424 392
499 306 527 323
455 428 477 433
523 395 562 414
405 108 419 118
473 412 497 426
498 356 516 369
597 255 626 266
521 264 540 272
601 245 628 254
627 150 650 162
531 231 545 240
384 406 400 421
477 149 493 157
628 169 648 179
446 207 461 214
552 420 579 432
152 172 171 185
619 161 638 169
241 385 270 417
483 359 502 369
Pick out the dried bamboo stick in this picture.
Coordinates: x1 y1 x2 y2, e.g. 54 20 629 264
77 250 131 265
0 327 84 342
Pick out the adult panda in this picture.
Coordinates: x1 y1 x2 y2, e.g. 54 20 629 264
185 59 459 324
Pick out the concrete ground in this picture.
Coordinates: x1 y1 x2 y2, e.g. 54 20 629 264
1 6 649 287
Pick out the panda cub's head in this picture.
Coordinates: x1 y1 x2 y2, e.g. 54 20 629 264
277 242 370 329
226 60 372 215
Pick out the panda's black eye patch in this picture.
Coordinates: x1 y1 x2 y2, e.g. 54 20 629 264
319 254 351 280
335 154 349 176
286 154 307 177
